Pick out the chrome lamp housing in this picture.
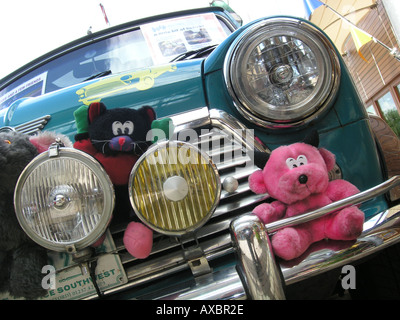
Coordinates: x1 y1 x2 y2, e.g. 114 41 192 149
224 17 341 128
14 145 115 253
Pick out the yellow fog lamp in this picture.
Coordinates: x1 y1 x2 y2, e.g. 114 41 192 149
14 144 114 253
129 141 221 236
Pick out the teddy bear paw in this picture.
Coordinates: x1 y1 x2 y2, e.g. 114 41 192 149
253 203 278 224
123 222 153 259
272 227 312 261
328 207 364 240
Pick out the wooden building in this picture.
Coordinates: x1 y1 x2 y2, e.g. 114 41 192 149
341 0 400 119
308 0 400 133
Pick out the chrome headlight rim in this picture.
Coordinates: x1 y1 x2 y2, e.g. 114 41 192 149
129 140 221 237
224 17 341 129
14 147 115 253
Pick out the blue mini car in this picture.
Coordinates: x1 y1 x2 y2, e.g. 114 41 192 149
1 5 400 300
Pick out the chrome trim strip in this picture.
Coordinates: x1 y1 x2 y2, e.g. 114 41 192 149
124 233 234 283
13 115 51 135
209 108 270 154
169 107 211 132
159 265 246 300
282 207 400 285
168 107 269 154
94 264 246 300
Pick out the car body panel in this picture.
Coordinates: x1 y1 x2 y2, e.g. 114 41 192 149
0 60 206 139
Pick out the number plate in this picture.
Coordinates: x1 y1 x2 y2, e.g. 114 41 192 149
1 230 127 300
41 230 127 300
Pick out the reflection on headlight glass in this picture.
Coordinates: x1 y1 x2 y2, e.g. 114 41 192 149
247 36 318 107
19 158 105 244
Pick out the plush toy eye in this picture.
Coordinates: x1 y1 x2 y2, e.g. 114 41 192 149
286 155 308 169
122 121 134 135
112 121 123 135
297 155 308 166
286 158 297 169
112 121 134 136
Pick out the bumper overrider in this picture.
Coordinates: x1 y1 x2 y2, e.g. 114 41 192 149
11 107 400 300
231 177 400 300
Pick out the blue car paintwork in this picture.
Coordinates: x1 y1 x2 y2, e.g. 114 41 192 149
0 60 206 138
202 16 386 219
0 11 388 220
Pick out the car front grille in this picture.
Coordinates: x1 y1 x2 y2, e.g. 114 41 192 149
99 108 270 299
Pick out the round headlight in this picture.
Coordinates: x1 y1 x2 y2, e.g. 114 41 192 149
129 141 221 236
14 147 114 252
224 18 340 128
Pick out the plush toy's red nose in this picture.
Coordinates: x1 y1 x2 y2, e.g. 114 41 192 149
109 135 133 152
118 137 126 148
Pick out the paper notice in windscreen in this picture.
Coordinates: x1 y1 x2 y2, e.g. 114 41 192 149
141 13 229 65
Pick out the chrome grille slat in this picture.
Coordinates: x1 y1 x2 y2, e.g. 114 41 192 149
215 155 252 170
213 193 268 217
13 115 51 134
203 140 243 158
106 108 269 298
221 180 251 199
118 188 266 261
125 233 233 284
220 166 259 181
118 190 267 266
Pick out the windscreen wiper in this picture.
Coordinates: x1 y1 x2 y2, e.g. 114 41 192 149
84 70 112 82
170 45 218 62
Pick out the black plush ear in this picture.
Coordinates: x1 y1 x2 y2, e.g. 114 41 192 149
88 102 107 124
138 106 156 125
303 129 319 147
253 151 270 169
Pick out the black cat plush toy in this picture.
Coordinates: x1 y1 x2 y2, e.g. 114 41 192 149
73 102 172 259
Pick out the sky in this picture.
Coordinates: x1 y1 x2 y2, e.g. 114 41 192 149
0 0 307 80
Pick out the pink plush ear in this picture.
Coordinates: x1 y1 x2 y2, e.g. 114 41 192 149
249 170 268 194
319 148 336 171
29 136 52 154
29 131 72 154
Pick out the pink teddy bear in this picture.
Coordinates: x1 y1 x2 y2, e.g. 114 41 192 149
249 133 364 261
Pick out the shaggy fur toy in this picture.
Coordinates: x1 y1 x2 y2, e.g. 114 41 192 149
249 132 364 261
73 102 172 259
0 130 71 299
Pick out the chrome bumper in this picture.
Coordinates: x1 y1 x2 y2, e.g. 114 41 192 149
158 176 400 300
82 107 400 300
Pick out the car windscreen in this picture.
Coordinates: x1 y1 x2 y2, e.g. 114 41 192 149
0 12 232 110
